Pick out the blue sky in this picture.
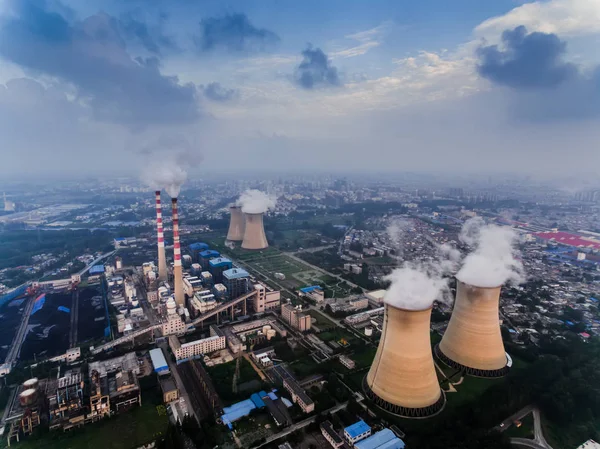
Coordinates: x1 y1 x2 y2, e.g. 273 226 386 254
0 0 599 179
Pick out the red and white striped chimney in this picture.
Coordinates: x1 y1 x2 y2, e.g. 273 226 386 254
171 198 185 307
155 191 168 282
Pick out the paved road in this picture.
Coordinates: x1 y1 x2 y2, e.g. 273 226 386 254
496 405 534 432
254 401 348 449
497 406 553 449
510 438 547 449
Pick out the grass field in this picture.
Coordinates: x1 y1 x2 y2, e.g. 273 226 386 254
2 391 167 449
350 346 378 369
309 310 337 328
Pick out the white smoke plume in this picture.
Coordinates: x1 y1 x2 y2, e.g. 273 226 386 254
383 243 460 310
237 189 277 214
386 218 411 260
456 217 525 288
142 159 187 198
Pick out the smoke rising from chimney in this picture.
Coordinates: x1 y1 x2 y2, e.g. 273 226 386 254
143 159 187 198
457 218 524 288
237 189 277 214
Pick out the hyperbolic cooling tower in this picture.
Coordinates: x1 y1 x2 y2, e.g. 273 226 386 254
155 191 168 282
171 198 185 307
364 305 445 418
241 213 269 250
435 280 509 377
226 206 245 241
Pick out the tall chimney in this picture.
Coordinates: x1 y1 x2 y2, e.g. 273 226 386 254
436 280 509 377
241 212 269 250
226 205 245 241
171 198 185 307
155 191 168 282
364 305 445 418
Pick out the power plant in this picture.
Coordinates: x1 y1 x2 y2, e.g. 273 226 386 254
435 280 509 377
226 205 245 241
171 198 185 307
364 305 445 418
241 212 269 250
155 191 168 282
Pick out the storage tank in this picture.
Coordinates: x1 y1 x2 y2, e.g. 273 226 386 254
262 325 272 334
436 280 509 377
19 388 38 407
266 329 276 340
23 378 39 391
364 326 373 337
364 304 445 418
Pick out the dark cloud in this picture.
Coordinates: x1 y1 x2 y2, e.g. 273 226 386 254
0 0 198 126
477 26 577 89
294 46 341 89
202 82 238 102
195 13 279 53
476 26 600 120
119 12 178 55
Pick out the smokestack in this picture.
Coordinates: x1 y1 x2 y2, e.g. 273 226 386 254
171 198 185 307
364 305 445 418
241 213 269 250
155 191 168 282
226 206 245 241
436 280 509 377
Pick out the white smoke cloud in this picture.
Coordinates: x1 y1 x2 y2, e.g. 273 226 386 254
386 217 411 260
237 189 277 214
142 159 187 198
456 217 525 287
383 242 460 310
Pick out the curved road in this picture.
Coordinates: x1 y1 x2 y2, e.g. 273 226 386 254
498 407 553 449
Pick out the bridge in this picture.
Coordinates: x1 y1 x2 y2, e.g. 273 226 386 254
91 290 257 354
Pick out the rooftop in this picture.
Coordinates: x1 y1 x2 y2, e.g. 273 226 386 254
300 285 323 293
209 257 232 267
223 268 249 280
345 420 371 439
355 429 398 449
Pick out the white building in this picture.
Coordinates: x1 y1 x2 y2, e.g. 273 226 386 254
169 334 226 362
254 284 281 313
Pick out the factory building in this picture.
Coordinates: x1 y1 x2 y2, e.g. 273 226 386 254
281 303 311 332
321 421 344 448
201 271 214 287
89 352 141 414
159 377 179 403
208 257 233 284
253 283 281 313
339 355 356 370
169 332 226 362
149 348 169 375
223 268 250 300
298 285 325 303
189 242 209 263
344 420 371 445
161 298 186 336
199 250 221 270
437 281 509 377
283 377 315 413
355 429 405 449
213 283 227 300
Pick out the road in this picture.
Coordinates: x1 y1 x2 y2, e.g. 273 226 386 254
495 405 533 432
497 406 553 449
253 401 348 449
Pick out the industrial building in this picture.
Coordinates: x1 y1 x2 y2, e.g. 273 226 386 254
241 212 269 250
281 303 311 332
89 352 142 414
344 420 371 444
226 205 245 242
149 348 169 375
364 305 445 418
354 429 405 449
298 285 325 303
189 242 209 263
200 250 221 269
223 268 250 300
321 420 344 448
339 355 356 370
159 377 180 403
253 283 281 313
283 377 314 413
208 257 233 283
437 281 510 377
169 327 226 362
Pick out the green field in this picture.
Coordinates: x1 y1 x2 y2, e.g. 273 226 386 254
2 392 168 449
309 310 337 328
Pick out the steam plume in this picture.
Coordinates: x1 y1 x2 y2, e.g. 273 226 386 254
142 159 187 198
457 218 524 287
237 189 277 214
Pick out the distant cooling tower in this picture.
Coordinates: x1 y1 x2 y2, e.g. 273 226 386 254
435 280 509 377
241 213 268 250
155 191 168 282
226 206 245 241
171 198 185 307
364 305 445 418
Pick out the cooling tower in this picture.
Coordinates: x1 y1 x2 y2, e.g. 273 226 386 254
155 191 168 282
226 206 245 241
171 198 185 307
364 305 445 418
241 213 268 250
435 280 509 377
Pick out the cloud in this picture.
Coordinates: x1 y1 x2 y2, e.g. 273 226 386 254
195 13 279 53
119 11 177 55
202 82 238 102
294 46 341 89
331 22 390 59
477 26 577 89
475 0 600 39
0 0 198 126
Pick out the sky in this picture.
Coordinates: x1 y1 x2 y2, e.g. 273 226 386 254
0 0 599 178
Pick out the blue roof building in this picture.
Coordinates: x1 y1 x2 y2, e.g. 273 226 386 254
89 265 105 275
209 257 232 268
223 268 249 280
189 242 209 251
209 257 234 284
344 420 371 444
354 429 404 449
223 268 250 300
300 285 323 293
149 348 169 374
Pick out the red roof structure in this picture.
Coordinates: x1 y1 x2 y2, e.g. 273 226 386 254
534 231 600 250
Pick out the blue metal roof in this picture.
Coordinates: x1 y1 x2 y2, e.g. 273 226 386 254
200 250 220 258
345 420 371 439
209 257 232 267
89 265 105 274
355 429 396 449
250 393 266 409
223 268 249 280
300 285 323 293
376 438 405 449
189 242 209 250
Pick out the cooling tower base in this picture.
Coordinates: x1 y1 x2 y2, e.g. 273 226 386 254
362 376 446 419
434 344 510 378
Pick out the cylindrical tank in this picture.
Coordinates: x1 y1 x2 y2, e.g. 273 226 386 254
19 389 38 407
241 213 269 250
262 325 272 334
436 280 509 377
364 326 373 337
23 378 39 391
364 305 445 418
266 329 276 340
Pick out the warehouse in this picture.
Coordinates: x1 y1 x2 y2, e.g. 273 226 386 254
149 348 169 375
